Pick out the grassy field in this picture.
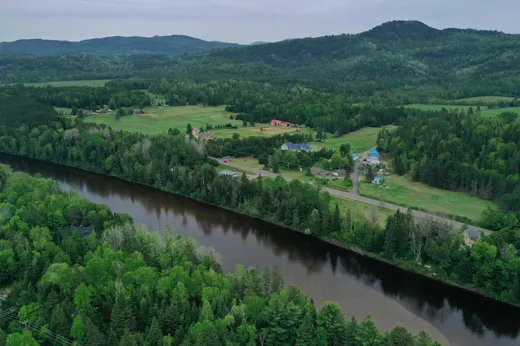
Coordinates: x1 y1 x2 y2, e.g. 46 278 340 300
358 174 498 222
87 105 241 135
405 104 520 118
315 126 395 153
1 80 111 87
450 96 515 103
479 107 520 118
212 125 309 139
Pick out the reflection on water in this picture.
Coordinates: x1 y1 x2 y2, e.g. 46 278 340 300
2 153 519 346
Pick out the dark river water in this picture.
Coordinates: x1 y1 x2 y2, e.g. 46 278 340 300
2 153 519 346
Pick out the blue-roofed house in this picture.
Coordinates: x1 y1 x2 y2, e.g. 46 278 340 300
352 153 359 161
281 143 312 152
372 176 384 185
368 147 380 159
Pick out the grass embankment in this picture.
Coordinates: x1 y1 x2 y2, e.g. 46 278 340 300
88 105 240 135
405 104 520 118
358 174 498 222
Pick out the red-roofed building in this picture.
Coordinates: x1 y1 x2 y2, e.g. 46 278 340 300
191 127 199 136
271 119 294 127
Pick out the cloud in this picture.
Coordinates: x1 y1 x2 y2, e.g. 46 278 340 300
1 0 519 43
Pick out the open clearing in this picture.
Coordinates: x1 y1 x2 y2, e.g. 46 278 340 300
87 105 241 135
358 174 498 222
212 124 308 139
1 80 111 87
405 104 520 118
315 126 395 153
450 96 515 104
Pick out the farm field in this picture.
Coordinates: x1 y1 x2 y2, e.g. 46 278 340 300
1 80 111 87
479 107 520 118
315 126 395 153
405 104 520 118
450 96 515 103
87 105 240 135
212 124 309 139
358 174 498 222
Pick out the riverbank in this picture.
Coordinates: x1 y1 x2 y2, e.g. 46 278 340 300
1 152 517 311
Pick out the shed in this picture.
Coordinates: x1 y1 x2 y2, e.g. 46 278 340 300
335 169 347 175
352 153 359 161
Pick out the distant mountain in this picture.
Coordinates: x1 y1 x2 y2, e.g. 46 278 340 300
2 20 520 100
250 41 270 46
0 35 241 55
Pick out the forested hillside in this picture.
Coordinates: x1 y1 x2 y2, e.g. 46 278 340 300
2 20 520 101
0 35 239 55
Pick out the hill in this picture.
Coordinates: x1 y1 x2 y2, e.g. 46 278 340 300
0 35 240 55
1 20 520 100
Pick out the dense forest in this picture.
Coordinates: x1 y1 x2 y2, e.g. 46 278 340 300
2 21 520 102
0 97 519 307
377 110 520 228
0 168 443 346
0 84 151 110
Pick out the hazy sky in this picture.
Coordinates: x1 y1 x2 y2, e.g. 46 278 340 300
1 0 519 43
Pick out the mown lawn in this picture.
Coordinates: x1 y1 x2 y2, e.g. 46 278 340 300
87 105 240 135
358 174 498 222
314 126 395 153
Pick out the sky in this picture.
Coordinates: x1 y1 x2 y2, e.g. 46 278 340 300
1 0 519 43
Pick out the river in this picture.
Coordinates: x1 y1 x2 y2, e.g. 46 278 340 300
1 153 519 346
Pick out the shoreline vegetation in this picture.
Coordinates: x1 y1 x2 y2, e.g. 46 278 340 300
3 152 518 310
0 164 441 346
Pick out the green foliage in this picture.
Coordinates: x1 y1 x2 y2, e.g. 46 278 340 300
6 332 39 346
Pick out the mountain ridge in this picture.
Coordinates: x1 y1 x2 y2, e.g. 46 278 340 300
0 35 241 55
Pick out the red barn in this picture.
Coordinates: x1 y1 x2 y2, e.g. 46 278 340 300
270 119 281 126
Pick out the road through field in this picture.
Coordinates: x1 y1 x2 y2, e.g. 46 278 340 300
215 158 490 235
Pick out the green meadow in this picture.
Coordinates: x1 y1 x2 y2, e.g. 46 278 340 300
87 105 240 135
358 174 498 222
315 126 396 153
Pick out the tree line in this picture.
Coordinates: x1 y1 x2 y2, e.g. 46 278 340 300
0 167 442 346
0 84 151 110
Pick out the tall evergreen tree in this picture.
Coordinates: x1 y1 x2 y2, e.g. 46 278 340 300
111 297 137 336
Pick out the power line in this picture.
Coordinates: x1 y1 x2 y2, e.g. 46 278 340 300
0 309 76 346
